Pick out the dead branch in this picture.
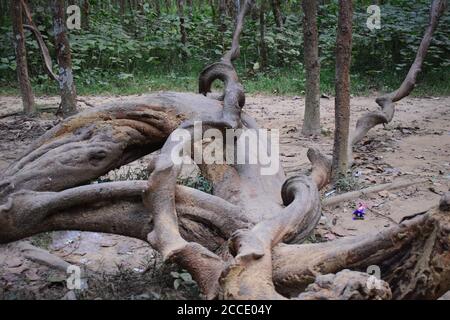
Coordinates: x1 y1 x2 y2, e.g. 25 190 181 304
323 179 428 207
21 0 58 82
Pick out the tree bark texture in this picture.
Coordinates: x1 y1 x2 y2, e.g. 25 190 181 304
11 0 35 114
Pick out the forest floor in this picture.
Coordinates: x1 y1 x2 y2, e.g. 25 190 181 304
0 93 449 300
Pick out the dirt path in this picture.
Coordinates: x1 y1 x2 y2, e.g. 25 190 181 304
245 94 450 239
0 93 449 299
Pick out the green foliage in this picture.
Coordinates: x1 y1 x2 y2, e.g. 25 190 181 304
177 174 213 194
30 232 53 250
334 174 361 193
170 270 198 294
0 0 449 96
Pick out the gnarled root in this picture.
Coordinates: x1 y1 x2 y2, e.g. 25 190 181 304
272 203 450 300
297 269 392 300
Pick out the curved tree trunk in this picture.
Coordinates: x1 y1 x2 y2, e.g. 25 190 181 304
348 0 448 165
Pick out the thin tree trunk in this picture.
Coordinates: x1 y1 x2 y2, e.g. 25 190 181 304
120 0 126 16
11 0 35 114
82 0 90 29
218 0 227 33
270 0 283 65
302 0 321 135
186 0 193 16
210 0 217 21
332 0 353 180
234 0 240 17
218 0 227 50
259 0 268 69
153 0 161 16
52 0 77 117
177 0 188 61
270 0 283 28
165 0 171 13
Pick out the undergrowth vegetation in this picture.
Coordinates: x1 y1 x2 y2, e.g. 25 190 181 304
0 0 449 96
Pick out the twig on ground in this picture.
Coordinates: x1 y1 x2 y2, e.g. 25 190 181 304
323 179 428 207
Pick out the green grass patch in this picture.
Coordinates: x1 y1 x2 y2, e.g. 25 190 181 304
1 66 449 97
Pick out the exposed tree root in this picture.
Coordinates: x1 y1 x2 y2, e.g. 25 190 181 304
297 269 392 300
323 179 428 207
0 0 448 300
273 204 450 299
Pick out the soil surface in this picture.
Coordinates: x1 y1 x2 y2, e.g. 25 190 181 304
0 93 449 299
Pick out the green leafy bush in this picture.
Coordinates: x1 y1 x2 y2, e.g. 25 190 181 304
0 0 448 95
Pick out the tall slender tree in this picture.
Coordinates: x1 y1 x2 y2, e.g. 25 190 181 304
153 0 161 16
120 0 126 16
302 0 321 135
259 0 268 69
332 0 353 181
11 0 35 114
52 0 77 117
82 0 90 29
270 0 283 28
218 0 227 24
270 0 284 65
177 0 188 61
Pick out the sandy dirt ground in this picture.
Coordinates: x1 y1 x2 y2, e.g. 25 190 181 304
0 93 449 299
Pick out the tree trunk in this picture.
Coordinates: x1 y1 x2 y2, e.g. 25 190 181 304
218 0 226 27
177 0 188 61
186 0 193 16
11 0 35 115
301 0 321 136
210 0 216 21
153 0 161 16
218 0 227 50
347 0 448 167
51 0 77 117
270 0 284 65
120 0 126 16
270 0 283 28
165 0 171 13
332 0 353 180
82 0 90 29
259 0 268 69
